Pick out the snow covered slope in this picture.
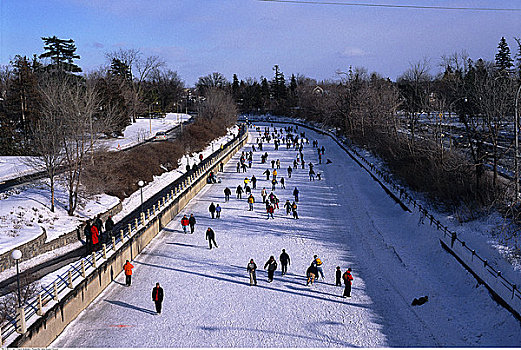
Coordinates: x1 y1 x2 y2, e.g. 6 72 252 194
52 124 521 347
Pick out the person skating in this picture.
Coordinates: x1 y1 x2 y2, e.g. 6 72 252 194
245 185 251 195
264 256 278 282
209 202 216 219
271 178 277 191
291 201 298 219
280 177 285 189
267 204 274 219
272 169 277 179
261 188 267 203
181 214 189 234
236 162 240 173
314 255 325 280
215 204 221 218
309 168 315 181
336 266 342 286
251 175 257 189
189 214 196 234
293 187 299 202
236 185 244 199
248 194 255 211
152 282 164 314
206 227 218 249
123 260 134 286
224 187 231 202
284 200 292 215
306 263 318 286
247 259 258 286
287 166 292 178
280 249 291 275
276 159 281 169
263 169 270 180
342 268 354 297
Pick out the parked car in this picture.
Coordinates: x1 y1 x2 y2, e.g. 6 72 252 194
154 131 167 141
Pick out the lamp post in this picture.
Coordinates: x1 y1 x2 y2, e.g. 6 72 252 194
514 84 521 203
11 249 22 307
138 180 144 214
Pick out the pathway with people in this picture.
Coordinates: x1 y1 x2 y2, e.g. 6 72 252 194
52 123 521 347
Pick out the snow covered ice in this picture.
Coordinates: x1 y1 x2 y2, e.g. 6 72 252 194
52 123 521 347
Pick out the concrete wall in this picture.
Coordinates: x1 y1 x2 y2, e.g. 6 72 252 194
8 132 248 347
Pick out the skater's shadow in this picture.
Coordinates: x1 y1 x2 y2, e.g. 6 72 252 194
166 242 205 249
104 300 157 315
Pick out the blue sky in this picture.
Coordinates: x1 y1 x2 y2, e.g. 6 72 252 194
1 0 519 86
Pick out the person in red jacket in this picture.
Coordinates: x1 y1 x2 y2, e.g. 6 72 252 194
342 268 354 298
266 204 274 219
91 225 99 252
180 215 189 234
123 260 134 286
152 282 164 314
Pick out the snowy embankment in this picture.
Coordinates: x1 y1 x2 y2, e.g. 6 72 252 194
0 126 239 288
53 123 521 347
0 113 190 183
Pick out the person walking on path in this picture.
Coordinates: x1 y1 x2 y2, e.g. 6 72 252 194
224 187 231 202
152 283 164 314
189 214 196 234
342 268 354 298
94 214 103 235
123 260 134 286
271 178 277 191
248 194 255 211
236 185 244 199
306 263 318 286
276 159 281 169
181 215 189 234
84 220 92 253
91 224 100 252
293 187 299 202
336 266 342 286
291 201 299 219
247 259 258 286
251 175 257 189
280 177 285 189
215 204 222 218
314 255 325 280
264 256 278 282
263 169 271 180
105 216 114 237
206 227 218 249
287 166 292 178
309 168 315 181
209 202 216 219
280 249 290 275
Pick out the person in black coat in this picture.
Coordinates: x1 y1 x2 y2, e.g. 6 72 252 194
105 216 115 237
188 214 196 234
279 249 291 275
206 227 218 249
152 283 164 314
209 202 216 219
84 220 92 253
335 266 342 286
264 256 278 282
94 215 103 234
306 263 318 286
224 187 231 202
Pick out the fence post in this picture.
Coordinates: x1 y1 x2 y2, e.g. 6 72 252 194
81 260 86 277
134 218 139 229
112 236 116 249
128 223 132 234
92 252 97 268
147 209 151 219
102 244 107 259
37 294 43 316
16 307 26 334
120 230 125 241
141 212 146 225
53 282 59 301
68 270 73 288
153 205 157 215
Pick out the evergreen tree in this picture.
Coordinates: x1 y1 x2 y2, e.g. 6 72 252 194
290 74 297 94
515 37 521 78
232 74 240 100
271 65 287 100
495 37 513 73
109 58 132 82
39 36 82 73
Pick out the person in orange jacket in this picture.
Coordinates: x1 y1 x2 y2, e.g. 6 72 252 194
123 260 134 286
91 225 99 252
